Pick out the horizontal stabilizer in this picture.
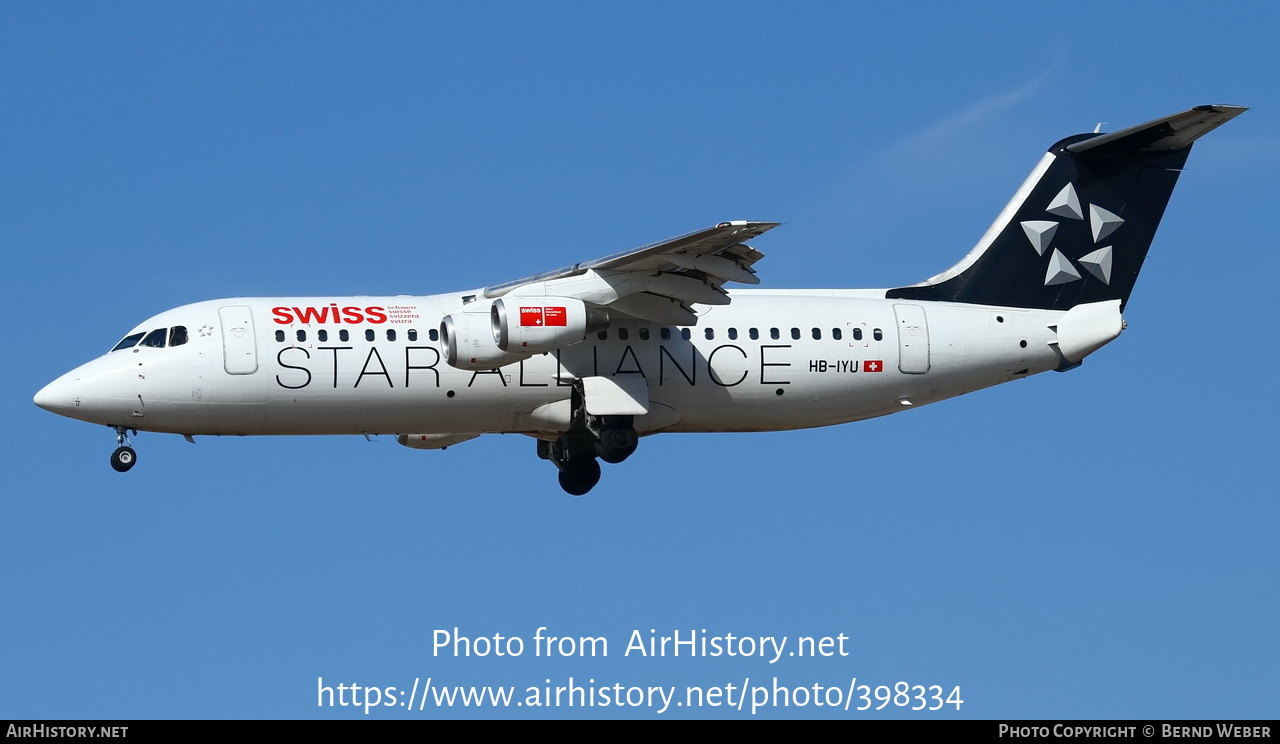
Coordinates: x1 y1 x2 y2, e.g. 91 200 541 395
1067 105 1247 156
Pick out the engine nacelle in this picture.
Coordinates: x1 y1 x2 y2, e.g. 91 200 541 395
397 433 480 450
491 297 607 354
440 307 534 370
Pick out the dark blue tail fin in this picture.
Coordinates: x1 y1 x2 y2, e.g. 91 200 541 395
887 105 1246 311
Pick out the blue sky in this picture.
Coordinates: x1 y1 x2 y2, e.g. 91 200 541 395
3 2 1276 719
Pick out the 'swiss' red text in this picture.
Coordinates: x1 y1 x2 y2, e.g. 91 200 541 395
271 305 389 324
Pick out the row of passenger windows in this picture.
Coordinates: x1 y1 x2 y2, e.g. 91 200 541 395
115 323 886 351
275 326 885 344
599 326 884 342
276 328 439 343
112 326 188 352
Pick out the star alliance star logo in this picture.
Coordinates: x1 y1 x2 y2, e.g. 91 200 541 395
1020 182 1120 287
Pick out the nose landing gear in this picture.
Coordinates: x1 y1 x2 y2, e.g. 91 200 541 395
110 426 137 473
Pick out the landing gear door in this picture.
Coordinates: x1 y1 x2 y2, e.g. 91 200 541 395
582 375 649 416
893 303 930 374
218 305 259 375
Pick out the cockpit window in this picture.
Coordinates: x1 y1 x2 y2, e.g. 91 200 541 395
112 326 188 352
140 328 167 348
111 332 145 352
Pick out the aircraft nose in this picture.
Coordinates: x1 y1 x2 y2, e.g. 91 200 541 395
34 374 75 413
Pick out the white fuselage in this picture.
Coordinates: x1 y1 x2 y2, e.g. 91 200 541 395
35 289 1080 440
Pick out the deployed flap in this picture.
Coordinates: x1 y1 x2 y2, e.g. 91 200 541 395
481 221 778 325
582 375 649 416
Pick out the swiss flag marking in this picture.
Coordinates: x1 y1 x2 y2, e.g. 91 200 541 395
520 306 568 327
864 360 883 372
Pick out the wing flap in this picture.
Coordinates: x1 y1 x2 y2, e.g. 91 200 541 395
643 272 730 305
608 293 698 325
483 221 778 323
663 251 762 285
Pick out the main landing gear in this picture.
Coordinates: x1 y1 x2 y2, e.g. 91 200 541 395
538 387 639 496
110 426 137 473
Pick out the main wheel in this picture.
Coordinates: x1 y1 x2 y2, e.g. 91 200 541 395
557 457 601 496
110 446 137 473
595 427 638 464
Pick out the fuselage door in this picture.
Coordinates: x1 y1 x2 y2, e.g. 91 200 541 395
893 303 930 374
218 305 259 375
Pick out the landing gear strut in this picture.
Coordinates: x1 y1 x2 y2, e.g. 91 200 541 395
540 386 639 495
110 426 137 473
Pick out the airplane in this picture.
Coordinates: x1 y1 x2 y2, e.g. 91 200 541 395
34 105 1246 495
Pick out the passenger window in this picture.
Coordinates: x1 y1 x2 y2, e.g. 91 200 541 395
275 330 285 343
791 328 801 340
660 328 671 340
318 329 328 342
365 329 375 342
339 329 350 342
618 328 629 341
141 328 167 348
749 328 759 340
832 328 842 340
770 328 780 340
169 326 188 347
705 328 715 340
638 328 650 340
728 328 738 340
680 328 691 341
296 329 307 342
429 328 439 342
597 330 608 340
873 328 883 341
112 332 145 352
811 328 821 340
408 329 418 342
853 328 863 341
387 329 396 341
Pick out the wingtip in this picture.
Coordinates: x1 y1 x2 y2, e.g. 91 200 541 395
715 220 782 234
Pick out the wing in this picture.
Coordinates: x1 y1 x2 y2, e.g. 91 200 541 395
482 221 779 325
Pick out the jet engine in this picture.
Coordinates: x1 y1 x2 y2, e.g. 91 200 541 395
491 297 608 354
442 297 606 371
440 307 534 370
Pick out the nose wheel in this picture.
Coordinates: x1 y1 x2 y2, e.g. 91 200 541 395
110 446 137 472
109 426 138 473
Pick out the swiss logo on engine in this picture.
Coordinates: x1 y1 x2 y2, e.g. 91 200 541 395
520 306 568 327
